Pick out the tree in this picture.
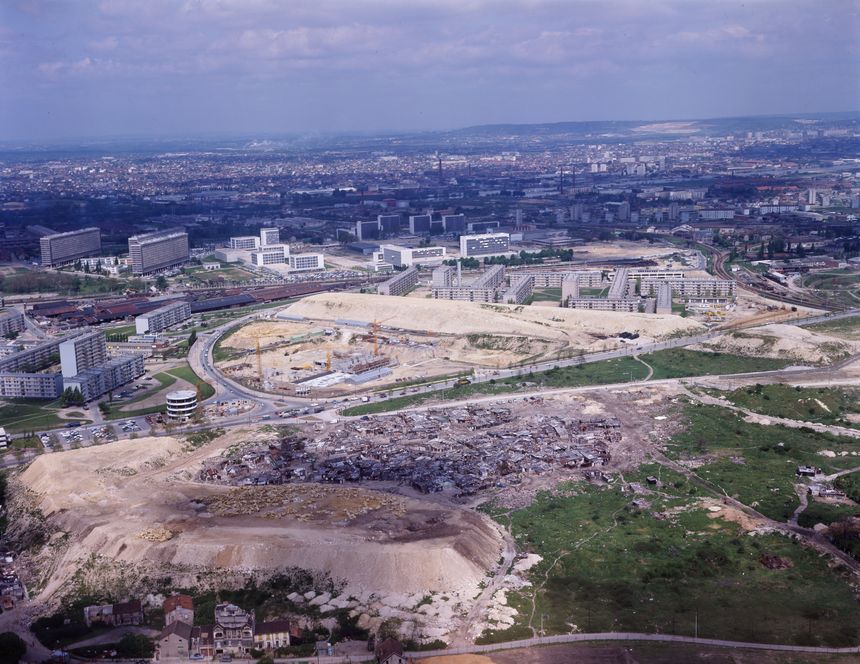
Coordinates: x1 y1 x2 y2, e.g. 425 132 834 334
155 275 169 291
0 632 26 664
188 330 197 347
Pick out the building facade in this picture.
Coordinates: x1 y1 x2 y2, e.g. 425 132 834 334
128 229 189 275
63 354 145 402
380 244 447 267
230 236 260 250
251 245 289 266
60 331 108 378
377 266 419 296
135 301 192 334
0 372 63 399
40 227 101 267
0 310 25 337
260 228 280 246
166 389 198 421
460 232 510 258
288 253 324 271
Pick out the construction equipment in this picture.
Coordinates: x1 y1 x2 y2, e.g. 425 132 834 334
326 350 332 371
370 320 380 356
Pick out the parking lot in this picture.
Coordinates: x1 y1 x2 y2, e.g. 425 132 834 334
37 418 149 452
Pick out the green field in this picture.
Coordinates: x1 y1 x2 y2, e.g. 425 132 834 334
806 315 860 341
480 470 860 647
165 364 216 400
527 287 562 303
342 349 791 416
103 372 176 420
0 270 145 296
721 384 860 428
664 404 859 522
0 399 74 434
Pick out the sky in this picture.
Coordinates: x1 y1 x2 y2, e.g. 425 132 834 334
1 0 858 141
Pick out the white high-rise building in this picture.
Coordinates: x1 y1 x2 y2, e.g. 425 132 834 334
260 228 280 246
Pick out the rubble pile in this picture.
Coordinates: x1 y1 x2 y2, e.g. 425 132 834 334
200 404 619 497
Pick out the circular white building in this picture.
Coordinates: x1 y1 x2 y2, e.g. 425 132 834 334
166 389 197 421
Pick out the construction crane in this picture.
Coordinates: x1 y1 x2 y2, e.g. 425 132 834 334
326 350 332 371
256 337 263 383
370 320 380 356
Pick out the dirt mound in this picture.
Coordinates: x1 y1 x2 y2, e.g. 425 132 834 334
17 437 504 599
696 324 858 365
287 292 702 345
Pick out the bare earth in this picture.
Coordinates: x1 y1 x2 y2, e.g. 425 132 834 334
18 435 504 603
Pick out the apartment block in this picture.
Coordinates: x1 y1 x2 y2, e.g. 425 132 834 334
60 331 108 378
431 265 456 288
501 275 534 304
0 372 63 399
607 268 631 300
128 229 189 275
432 286 497 302
355 220 380 241
135 301 192 334
510 270 605 289
566 298 640 312
561 275 580 301
288 253 324 272
409 214 432 234
63 354 145 402
0 338 62 373
472 264 506 289
377 267 419 296
460 233 510 258
656 283 673 314
40 227 102 267
442 214 466 233
377 214 401 235
640 278 736 298
0 310 25 337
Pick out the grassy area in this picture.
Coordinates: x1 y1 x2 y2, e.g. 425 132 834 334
797 500 860 529
665 404 860 522
835 474 860 503
165 364 216 400
480 472 860 647
0 400 68 434
102 372 176 420
645 348 790 378
528 287 562 303
0 270 145 296
722 384 860 428
806 315 860 341
343 349 791 416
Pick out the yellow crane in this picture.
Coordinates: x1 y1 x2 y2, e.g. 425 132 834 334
326 350 332 371
370 320 380 356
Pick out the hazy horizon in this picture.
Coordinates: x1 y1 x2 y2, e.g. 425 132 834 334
2 0 859 142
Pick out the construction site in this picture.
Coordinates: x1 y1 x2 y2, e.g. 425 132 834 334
214 291 704 397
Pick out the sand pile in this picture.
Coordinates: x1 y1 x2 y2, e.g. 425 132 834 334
286 292 702 344
696 323 858 365
18 437 504 598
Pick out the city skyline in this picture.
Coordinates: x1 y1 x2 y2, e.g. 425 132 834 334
2 0 858 141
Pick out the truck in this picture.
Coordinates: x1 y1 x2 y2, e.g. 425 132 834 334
455 378 472 387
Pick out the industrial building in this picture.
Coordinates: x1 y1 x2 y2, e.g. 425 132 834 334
288 253 325 272
251 245 289 266
128 228 189 275
166 389 198 421
230 236 260 250
459 232 510 258
40 227 102 267
60 330 109 378
377 267 419 296
135 301 192 334
0 310 25 337
380 244 447 268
